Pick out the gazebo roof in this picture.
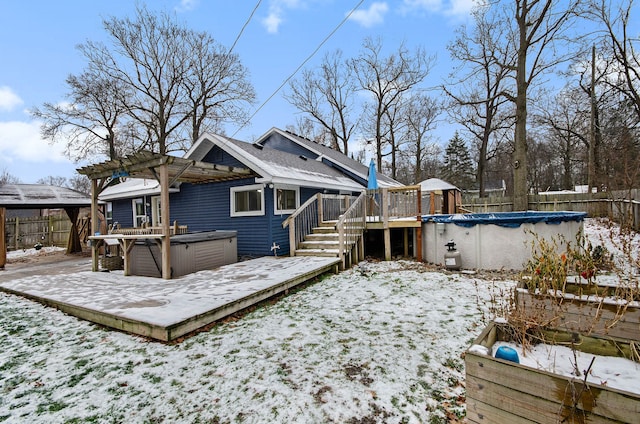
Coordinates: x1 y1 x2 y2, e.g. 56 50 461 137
77 150 254 185
418 178 459 193
0 184 91 209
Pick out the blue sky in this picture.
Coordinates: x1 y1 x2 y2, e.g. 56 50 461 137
0 0 476 184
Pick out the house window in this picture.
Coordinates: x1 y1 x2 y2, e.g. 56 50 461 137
274 186 299 214
132 198 147 227
151 196 162 226
231 184 264 217
105 202 113 227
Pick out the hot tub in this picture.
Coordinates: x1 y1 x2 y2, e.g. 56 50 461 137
422 211 586 270
129 230 237 278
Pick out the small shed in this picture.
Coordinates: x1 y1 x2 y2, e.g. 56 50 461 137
0 184 92 269
418 178 462 215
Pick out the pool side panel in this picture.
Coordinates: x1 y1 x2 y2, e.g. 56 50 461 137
422 212 584 270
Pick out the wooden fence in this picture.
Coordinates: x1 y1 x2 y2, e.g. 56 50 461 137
3 215 90 251
462 190 640 231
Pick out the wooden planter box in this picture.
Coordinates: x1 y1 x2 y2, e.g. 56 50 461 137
515 277 640 342
465 322 640 423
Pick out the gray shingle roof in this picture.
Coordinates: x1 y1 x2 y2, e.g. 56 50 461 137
0 184 91 208
193 134 364 192
270 130 403 188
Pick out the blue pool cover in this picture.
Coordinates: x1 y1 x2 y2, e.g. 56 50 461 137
422 211 587 228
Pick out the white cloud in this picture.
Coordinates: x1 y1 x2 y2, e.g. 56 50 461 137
445 0 479 16
0 120 67 163
0 86 23 112
263 12 283 34
400 0 479 16
348 2 389 28
262 0 303 34
175 0 199 12
401 0 442 13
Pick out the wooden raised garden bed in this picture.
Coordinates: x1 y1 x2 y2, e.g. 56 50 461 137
465 322 640 423
515 276 640 342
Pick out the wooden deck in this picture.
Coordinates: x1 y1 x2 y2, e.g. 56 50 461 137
0 255 340 342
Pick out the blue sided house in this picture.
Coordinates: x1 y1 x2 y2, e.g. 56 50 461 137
98 128 402 258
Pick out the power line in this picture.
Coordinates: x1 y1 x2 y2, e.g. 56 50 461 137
229 0 263 55
232 0 365 138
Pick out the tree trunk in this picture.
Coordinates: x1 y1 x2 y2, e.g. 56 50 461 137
513 7 529 211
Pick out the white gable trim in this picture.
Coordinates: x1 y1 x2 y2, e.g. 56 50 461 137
189 133 271 180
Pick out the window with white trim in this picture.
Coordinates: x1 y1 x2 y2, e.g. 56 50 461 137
274 186 299 214
151 196 162 226
105 202 113 227
132 198 147 227
231 184 264 217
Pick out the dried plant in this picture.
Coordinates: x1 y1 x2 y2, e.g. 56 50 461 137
508 220 638 354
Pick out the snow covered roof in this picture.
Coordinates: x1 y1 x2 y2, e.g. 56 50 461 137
99 179 180 201
0 184 91 209
189 134 365 192
256 128 404 188
418 178 460 193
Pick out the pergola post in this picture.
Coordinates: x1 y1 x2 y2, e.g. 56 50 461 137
160 163 171 279
0 207 5 269
90 178 99 272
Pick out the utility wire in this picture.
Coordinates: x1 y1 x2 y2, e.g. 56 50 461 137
229 0 262 55
232 0 365 138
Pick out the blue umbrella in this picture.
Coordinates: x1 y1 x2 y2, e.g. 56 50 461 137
367 159 378 190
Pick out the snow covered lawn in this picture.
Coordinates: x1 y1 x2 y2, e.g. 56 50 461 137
0 217 636 423
0 260 513 423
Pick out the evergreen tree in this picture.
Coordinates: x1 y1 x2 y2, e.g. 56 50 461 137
441 132 475 189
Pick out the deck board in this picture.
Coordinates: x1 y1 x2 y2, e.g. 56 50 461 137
0 256 340 341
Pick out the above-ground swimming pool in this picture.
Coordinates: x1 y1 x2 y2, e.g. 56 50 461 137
422 211 587 271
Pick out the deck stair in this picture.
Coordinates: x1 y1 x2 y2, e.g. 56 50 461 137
295 221 341 257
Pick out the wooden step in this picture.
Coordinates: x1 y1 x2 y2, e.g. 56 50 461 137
294 248 340 257
312 226 337 234
304 233 340 242
298 240 342 250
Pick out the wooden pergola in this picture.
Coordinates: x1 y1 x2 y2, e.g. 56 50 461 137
77 150 254 279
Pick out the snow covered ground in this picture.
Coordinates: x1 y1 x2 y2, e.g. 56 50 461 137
0 218 637 423
1 260 511 423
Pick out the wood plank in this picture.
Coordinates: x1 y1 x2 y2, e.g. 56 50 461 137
466 397 537 424
515 290 640 342
465 350 640 422
466 374 623 423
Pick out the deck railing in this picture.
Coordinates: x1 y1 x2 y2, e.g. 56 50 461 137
336 193 367 268
282 193 320 255
321 194 357 221
284 187 422 265
366 185 422 224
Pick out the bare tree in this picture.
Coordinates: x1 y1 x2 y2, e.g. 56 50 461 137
401 93 440 184
351 37 435 171
31 70 129 161
445 4 516 197
285 116 330 145
509 0 582 210
69 175 91 195
535 88 589 190
0 170 21 185
285 50 356 154
183 31 256 145
586 0 640 121
37 5 255 159
36 176 69 187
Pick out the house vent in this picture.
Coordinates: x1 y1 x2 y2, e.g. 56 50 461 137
299 155 308 161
